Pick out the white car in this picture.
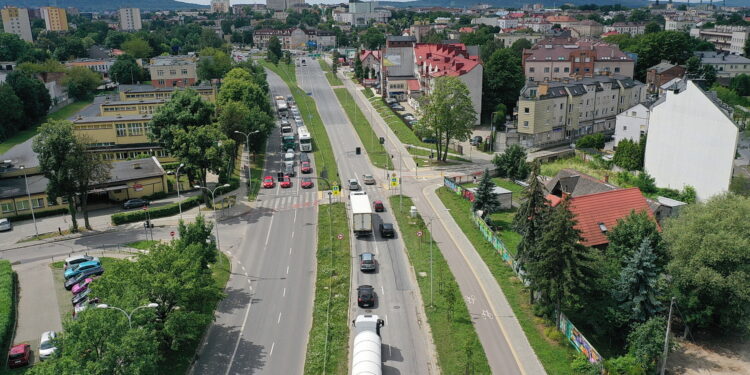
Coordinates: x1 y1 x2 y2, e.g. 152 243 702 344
39 331 57 360
0 218 11 232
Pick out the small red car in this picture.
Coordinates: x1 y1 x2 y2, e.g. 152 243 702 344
300 161 312 174
373 200 385 212
280 176 292 188
301 178 314 189
263 176 275 188
8 343 30 368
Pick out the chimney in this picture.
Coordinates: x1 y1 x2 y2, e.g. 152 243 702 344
603 174 609 183
538 83 549 96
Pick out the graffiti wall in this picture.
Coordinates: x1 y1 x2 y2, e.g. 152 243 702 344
559 313 603 364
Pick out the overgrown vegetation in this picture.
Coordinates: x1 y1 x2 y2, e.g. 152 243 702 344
333 88 393 170
0 261 14 370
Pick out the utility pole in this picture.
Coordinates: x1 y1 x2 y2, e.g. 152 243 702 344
660 297 676 375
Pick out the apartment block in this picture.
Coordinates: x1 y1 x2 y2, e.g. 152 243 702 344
604 22 646 35
522 37 635 82
211 0 231 13
253 27 336 49
40 7 68 32
1 7 33 42
118 8 142 31
690 25 750 56
515 75 646 148
495 32 545 48
694 51 750 78
148 56 197 88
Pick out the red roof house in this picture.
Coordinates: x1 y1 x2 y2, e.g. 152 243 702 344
564 187 655 247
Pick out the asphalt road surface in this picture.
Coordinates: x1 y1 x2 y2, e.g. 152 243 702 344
297 61 436 374
190 75 319 375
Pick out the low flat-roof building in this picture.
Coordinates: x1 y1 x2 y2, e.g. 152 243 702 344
694 51 750 78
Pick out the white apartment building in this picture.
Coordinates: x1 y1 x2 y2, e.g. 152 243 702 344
665 18 697 31
690 25 749 55
644 80 739 200
1 7 32 42
210 0 230 13
613 103 650 145
118 8 142 31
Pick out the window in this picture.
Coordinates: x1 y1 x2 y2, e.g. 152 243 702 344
128 123 143 136
169 69 176 75
529 67 535 73
524 107 530 113
544 67 550 73
624 126 628 130
523 121 529 127
585 68 590 72
116 124 127 137
554 67 559 73
158 80 165 85
32 198 44 209
16 200 29 211
1 202 13 213
614 67 621 73
181 69 188 75
564 67 570 72
575 57 580 62
585 58 591 63
116 152 128 159
157 70 164 76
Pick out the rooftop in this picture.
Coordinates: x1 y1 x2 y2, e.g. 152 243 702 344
524 38 633 63
118 84 214 94
695 51 750 65
545 168 618 198
648 61 681 74
521 75 642 100
414 43 481 78
73 114 153 124
0 174 48 199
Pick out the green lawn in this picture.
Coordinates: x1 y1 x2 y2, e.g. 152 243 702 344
125 240 159 250
247 141 267 202
407 145 471 162
304 202 350 375
435 187 577 374
262 61 339 186
333 88 393 170
389 195 491 374
463 178 524 202
369 99 431 148
0 99 93 155
318 59 343 86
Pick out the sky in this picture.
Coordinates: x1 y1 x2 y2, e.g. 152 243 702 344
177 0 389 4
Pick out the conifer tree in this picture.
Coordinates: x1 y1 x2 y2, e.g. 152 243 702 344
472 169 501 216
616 237 664 322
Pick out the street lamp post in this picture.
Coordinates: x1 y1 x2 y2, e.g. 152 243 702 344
176 163 185 220
234 130 260 153
195 184 230 251
19 166 38 238
96 303 159 329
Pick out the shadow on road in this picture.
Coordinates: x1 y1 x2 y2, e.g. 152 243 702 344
217 287 252 315
192 321 266 375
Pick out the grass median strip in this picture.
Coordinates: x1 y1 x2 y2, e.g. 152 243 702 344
370 99 427 147
435 187 577 374
304 202 350 375
319 60 343 86
389 195 491 374
262 60 339 186
333 88 394 170
0 261 15 371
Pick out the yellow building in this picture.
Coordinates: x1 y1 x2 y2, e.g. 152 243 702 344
72 114 175 163
40 7 68 32
100 99 166 116
118 84 216 103
0 174 66 219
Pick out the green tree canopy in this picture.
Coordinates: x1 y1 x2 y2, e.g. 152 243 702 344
197 47 232 81
615 238 664 322
5 70 51 122
63 66 103 100
664 194 750 332
492 144 529 181
0 33 31 61
607 210 666 267
472 169 502 216
730 74 750 96
626 316 670 373
513 162 549 270
575 133 606 149
121 38 153 59
360 27 385 50
109 54 147 84
416 76 476 161
613 138 644 171
483 48 525 122
267 36 281 64
0 83 24 141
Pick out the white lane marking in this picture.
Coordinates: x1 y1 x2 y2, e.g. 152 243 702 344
291 230 294 239
264 215 275 247
247 279 252 285
227 250 232 256
385 314 388 326
289 247 292 255
241 265 246 272
381 285 385 296
269 342 275 357
277 312 282 324
224 289 255 375
283 287 286 297
286 265 289 275
293 208 298 223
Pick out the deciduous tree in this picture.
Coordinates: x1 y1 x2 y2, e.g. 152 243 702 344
607 210 666 267
0 83 24 141
482 48 524 122
197 47 232 81
267 36 281 64
627 316 670 373
416 76 476 161
63 66 103 100
109 54 147 84
493 144 529 181
121 37 153 58
613 138 643 170
6 70 50 123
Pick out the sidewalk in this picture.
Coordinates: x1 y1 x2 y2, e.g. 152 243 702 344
410 182 546 375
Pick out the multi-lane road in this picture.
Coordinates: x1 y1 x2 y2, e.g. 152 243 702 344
297 61 437 375
191 74 319 375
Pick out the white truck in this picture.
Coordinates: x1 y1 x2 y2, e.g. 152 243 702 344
351 314 385 375
350 192 373 237
275 95 288 113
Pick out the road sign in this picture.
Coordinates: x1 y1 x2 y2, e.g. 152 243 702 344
391 173 397 177
337 234 344 240
417 231 423 237
170 231 175 237
390 177 398 187
332 184 340 196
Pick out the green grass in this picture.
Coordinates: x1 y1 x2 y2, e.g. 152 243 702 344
0 261 15 371
435 187 577 374
0 100 93 155
407 145 471 162
389 195 491 373
463 178 523 202
247 142 267 202
362 88 374 98
125 240 159 250
369 99 431 148
333 88 394 170
304 202 350 375
262 61 340 186
319 59 344 86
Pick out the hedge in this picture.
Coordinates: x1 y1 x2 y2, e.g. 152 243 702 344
0 261 16 368
111 196 202 225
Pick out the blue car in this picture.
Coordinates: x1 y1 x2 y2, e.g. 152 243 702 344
64 260 102 280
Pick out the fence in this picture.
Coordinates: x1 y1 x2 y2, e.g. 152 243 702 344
444 175 604 365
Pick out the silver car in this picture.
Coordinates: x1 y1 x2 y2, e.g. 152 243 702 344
362 174 376 185
39 331 57 360
348 178 360 190
0 218 11 232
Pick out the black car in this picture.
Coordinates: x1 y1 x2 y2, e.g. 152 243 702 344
379 223 395 238
299 152 310 163
359 253 376 272
71 289 90 306
357 285 376 308
283 164 296 177
123 199 149 209
470 135 483 146
64 267 104 290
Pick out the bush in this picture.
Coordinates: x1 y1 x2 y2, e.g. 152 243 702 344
570 353 601 375
576 133 606 149
605 354 646 375
142 191 168 200
111 196 202 225
0 261 15 368
544 326 565 345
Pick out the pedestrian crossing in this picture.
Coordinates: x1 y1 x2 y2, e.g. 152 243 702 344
255 191 319 211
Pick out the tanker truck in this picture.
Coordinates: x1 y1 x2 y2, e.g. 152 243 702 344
351 314 385 375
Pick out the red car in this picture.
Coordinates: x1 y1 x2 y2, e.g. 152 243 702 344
300 161 312 174
373 200 385 212
301 178 314 189
263 176 275 189
8 343 30 368
280 176 292 188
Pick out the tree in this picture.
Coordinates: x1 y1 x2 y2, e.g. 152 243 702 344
513 162 549 274
702 64 717 86
745 38 750 57
526 200 595 317
416 76 476 162
354 52 364 79
0 83 24 141
5 71 51 123
613 138 643 170
730 74 750 96
626 316 670 372
483 48 525 122
685 56 702 77
0 33 30 61
175 215 217 269
492 144 529 181
32 120 82 231
607 210 666 267
267 36 281 64
70 135 111 230
644 22 661 34
197 47 232 81
664 194 750 332
615 238 664 323
217 100 268 155
360 27 385 50
575 133 606 149
109 54 147 84
104 30 129 49
472 169 502 216
509 38 532 55
218 68 271 115
63 66 103 100
121 38 153 59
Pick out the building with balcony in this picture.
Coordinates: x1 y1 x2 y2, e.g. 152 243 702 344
1 7 33 42
690 25 750 56
522 37 635 82
40 7 68 32
252 28 336 49
118 8 142 31
604 22 646 35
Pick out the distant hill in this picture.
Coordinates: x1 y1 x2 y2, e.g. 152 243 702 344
380 0 748 9
0 0 207 12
